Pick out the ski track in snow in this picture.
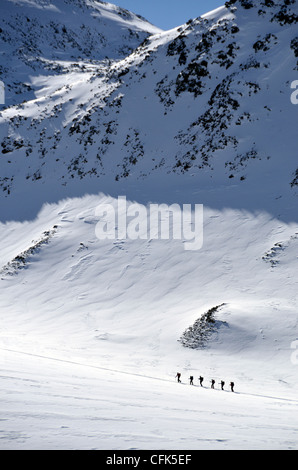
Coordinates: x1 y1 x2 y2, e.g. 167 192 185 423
1 347 298 405
0 195 297 450
1 347 298 450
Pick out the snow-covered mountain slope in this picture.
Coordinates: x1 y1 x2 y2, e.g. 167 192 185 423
0 0 298 450
0 194 298 450
0 0 298 222
0 0 162 106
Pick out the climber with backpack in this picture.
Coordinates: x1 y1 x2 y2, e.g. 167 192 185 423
176 372 181 383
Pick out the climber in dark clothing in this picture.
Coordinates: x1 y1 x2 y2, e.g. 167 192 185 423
211 379 215 389
220 380 225 390
176 372 181 383
199 376 204 386
189 375 194 385
230 381 235 392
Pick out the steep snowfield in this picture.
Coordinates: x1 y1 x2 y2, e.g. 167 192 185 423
0 0 298 450
0 191 297 449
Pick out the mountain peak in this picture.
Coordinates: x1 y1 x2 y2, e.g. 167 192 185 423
0 0 162 105
225 0 298 18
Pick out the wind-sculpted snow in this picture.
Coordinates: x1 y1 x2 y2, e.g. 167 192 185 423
0 0 298 450
0 225 58 277
0 195 298 449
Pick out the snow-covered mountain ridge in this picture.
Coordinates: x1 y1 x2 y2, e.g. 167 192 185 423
0 0 298 450
0 0 161 106
0 0 297 221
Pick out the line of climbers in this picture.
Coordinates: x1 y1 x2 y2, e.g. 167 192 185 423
175 373 235 392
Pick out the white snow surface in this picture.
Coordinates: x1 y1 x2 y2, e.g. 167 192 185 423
0 0 298 451
0 191 298 450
